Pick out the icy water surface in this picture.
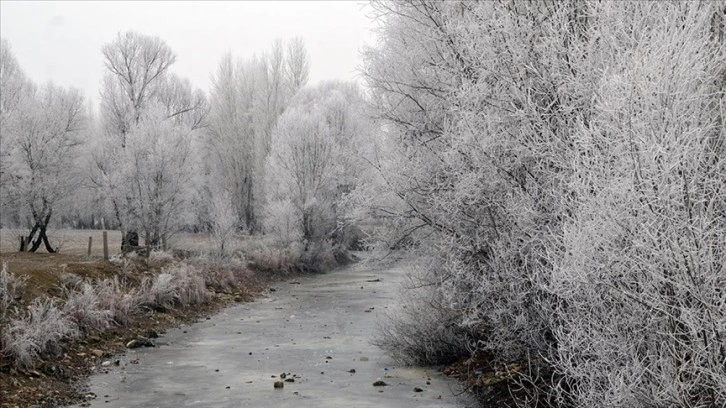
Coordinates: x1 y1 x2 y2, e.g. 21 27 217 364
74 262 475 407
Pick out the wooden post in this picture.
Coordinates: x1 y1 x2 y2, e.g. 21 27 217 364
146 246 151 259
23 236 29 252
102 231 109 260
19 236 25 252
162 235 167 252
87 236 93 257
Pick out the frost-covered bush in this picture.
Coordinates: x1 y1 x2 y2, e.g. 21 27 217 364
170 263 209 306
263 199 302 248
542 3 726 405
95 277 141 326
1 298 77 369
62 282 112 334
207 186 238 258
195 258 254 293
142 273 176 310
0 262 27 321
245 238 303 273
149 250 175 263
375 263 474 365
139 263 210 310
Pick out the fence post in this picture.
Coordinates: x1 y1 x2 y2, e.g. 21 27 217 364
19 236 25 252
23 236 30 252
102 231 109 260
87 236 93 257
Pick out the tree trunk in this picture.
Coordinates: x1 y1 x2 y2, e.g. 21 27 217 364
244 174 256 232
28 209 55 253
302 209 313 251
29 225 56 253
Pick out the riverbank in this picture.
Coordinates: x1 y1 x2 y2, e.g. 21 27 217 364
0 250 294 408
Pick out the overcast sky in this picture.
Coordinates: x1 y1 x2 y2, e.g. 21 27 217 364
0 1 376 110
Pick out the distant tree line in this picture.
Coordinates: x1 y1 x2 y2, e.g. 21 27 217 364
0 32 370 266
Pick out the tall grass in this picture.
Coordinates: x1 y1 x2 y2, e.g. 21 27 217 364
0 262 27 321
95 276 141 327
62 282 112 335
1 298 77 370
1 260 223 370
138 263 210 310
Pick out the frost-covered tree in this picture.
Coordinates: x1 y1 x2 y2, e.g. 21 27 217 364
362 1 726 405
120 106 196 247
265 81 368 268
96 31 207 250
0 39 29 226
101 31 176 147
3 82 85 252
284 37 311 96
206 38 310 233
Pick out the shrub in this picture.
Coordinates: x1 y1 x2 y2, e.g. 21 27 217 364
95 277 141 327
246 240 303 273
300 240 336 273
1 298 77 370
170 263 209 306
364 1 726 405
149 250 175 263
0 262 27 321
375 265 474 365
62 282 112 335
195 259 254 293
139 273 175 311
138 263 210 310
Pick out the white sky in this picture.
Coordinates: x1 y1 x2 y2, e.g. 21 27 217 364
0 1 377 110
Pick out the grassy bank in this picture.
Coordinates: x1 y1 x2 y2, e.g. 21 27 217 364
0 230 303 407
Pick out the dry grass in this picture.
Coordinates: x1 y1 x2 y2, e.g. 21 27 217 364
62 282 113 335
1 298 78 370
0 262 27 321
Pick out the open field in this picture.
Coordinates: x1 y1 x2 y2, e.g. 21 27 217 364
0 228 274 259
0 229 123 258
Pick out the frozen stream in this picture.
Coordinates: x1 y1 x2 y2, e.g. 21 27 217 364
74 262 475 407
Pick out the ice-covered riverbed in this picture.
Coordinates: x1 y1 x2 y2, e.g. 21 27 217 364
75 262 475 407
